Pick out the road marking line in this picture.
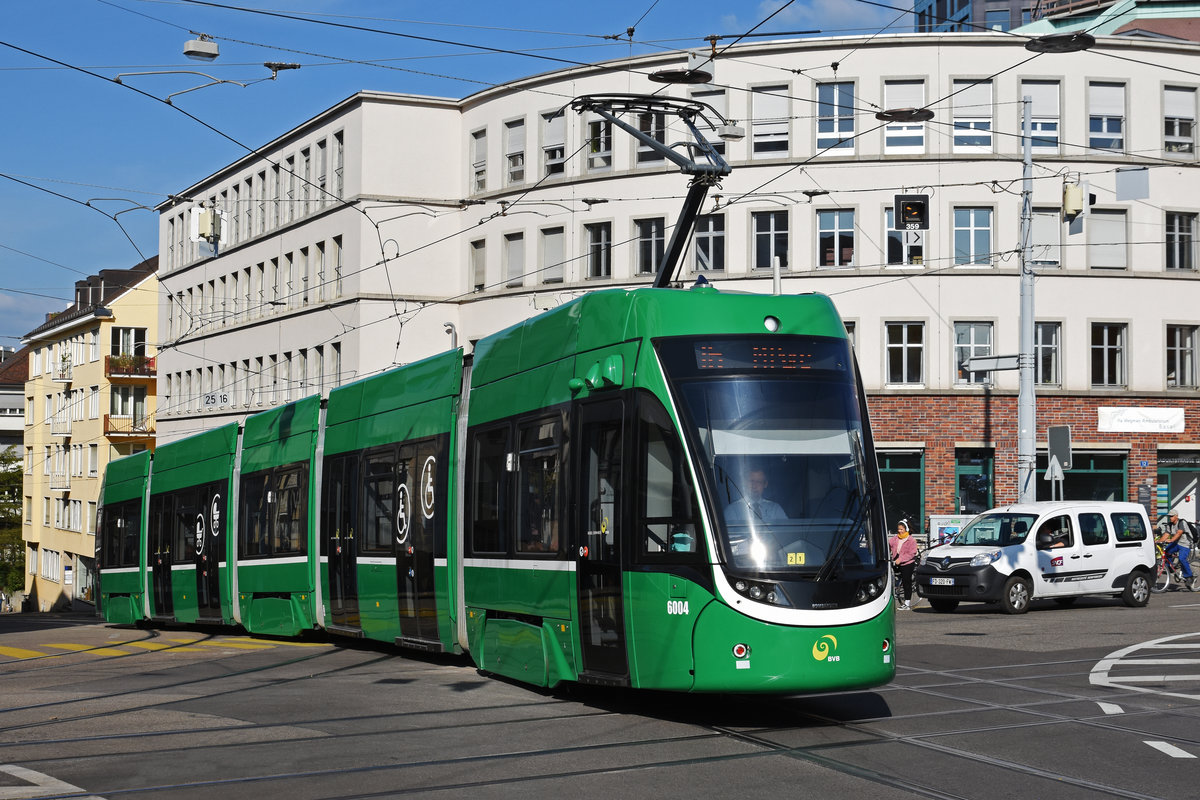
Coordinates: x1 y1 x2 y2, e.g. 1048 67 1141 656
43 644 130 657
196 640 275 649
1096 702 1124 715
0 646 46 659
1146 741 1195 758
0 764 106 799
1102 675 1200 683
119 641 176 650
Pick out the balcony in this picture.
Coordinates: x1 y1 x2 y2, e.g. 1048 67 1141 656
50 413 72 438
104 414 155 438
49 471 71 492
52 358 73 384
105 354 156 380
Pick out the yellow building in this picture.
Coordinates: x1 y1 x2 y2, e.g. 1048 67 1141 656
21 257 158 611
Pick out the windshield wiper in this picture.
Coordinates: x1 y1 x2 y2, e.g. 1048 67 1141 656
814 493 874 582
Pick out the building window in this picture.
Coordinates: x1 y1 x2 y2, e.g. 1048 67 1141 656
952 79 992 152
885 207 924 266
1164 86 1195 155
541 227 564 283
953 207 992 266
1166 212 1197 271
636 111 666 164
691 88 727 154
1088 210 1127 269
470 129 487 192
503 232 525 288
504 119 525 185
817 209 855 268
751 85 789 156
752 211 788 270
956 448 994 514
333 131 344 199
694 214 725 272
1168 324 1198 388
1035 321 1061 386
1031 208 1061 268
470 239 486 291
1089 82 1125 152
1091 322 1127 387
883 80 926 153
88 443 98 476
586 117 612 172
541 111 566 177
585 222 612 278
955 321 993 385
635 218 665 275
885 322 924 385
816 82 854 152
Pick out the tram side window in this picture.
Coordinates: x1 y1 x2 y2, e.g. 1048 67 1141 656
102 499 142 568
470 426 510 554
274 469 306 554
362 454 395 554
239 467 309 558
639 397 701 561
517 417 561 554
240 472 271 557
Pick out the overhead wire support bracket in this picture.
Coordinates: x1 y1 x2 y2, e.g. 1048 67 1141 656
570 94 734 288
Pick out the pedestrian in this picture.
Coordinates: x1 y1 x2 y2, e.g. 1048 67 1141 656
889 519 919 609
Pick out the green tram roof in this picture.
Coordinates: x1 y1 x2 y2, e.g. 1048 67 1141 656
150 422 239 494
470 287 846 387
101 449 151 505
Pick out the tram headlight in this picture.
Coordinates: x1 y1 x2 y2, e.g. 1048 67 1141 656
730 578 790 606
748 585 764 600
734 580 748 592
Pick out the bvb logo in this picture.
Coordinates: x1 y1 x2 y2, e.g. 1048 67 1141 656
812 634 838 661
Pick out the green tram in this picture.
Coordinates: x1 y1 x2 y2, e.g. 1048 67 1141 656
99 285 895 693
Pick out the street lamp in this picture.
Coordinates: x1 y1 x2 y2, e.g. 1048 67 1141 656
183 33 219 62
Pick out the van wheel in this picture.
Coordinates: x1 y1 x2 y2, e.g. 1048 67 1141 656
1000 576 1032 614
1122 571 1151 607
928 599 958 613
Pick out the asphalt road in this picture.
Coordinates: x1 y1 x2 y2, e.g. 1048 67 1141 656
1 592 1198 800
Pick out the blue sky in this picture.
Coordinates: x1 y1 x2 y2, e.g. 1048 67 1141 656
0 0 904 345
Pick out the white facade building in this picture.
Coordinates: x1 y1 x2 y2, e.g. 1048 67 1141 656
157 32 1200 529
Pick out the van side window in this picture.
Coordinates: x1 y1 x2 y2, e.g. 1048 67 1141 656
1079 512 1109 546
1111 512 1148 542
1035 514 1073 549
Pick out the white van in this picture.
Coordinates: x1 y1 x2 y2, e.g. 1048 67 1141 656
913 501 1156 614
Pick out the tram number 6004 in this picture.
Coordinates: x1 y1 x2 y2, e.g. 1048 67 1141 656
666 600 690 615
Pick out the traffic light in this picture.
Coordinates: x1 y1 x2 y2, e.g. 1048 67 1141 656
894 194 929 230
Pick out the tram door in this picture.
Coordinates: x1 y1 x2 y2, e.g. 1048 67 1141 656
148 498 174 618
576 401 628 678
193 488 223 620
323 454 360 630
395 441 440 645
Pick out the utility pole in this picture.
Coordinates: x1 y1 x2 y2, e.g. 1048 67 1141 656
1017 95 1036 503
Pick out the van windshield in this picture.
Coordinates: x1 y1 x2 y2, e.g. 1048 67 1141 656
949 513 1039 547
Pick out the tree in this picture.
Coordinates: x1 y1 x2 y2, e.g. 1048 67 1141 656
0 445 25 594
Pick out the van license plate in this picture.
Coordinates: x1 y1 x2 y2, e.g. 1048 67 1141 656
929 577 954 586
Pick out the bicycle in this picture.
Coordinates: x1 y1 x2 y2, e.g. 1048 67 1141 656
1151 541 1199 593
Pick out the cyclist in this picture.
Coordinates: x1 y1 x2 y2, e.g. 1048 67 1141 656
1156 508 1195 587
889 519 919 610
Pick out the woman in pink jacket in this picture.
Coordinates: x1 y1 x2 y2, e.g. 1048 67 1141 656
889 519 919 610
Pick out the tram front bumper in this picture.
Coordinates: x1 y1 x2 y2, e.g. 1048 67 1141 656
689 601 895 694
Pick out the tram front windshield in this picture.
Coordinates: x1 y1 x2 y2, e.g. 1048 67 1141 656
658 335 881 576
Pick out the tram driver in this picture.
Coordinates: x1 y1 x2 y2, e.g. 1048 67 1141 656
725 467 787 524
